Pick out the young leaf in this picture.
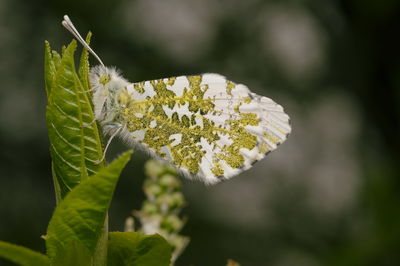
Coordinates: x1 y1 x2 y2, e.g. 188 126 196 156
107 232 172 266
46 41 87 194
52 50 62 74
0 241 50 266
45 39 104 199
51 162 62 205
44 41 55 98
45 151 132 261
77 33 105 176
78 32 92 92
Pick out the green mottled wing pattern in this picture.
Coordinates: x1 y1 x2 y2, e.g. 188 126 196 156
117 73 291 184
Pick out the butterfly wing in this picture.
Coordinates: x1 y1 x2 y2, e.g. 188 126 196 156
119 74 291 184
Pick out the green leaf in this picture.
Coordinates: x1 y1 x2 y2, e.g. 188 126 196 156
107 232 172 266
45 151 132 261
45 40 104 199
76 34 106 177
51 241 92 266
78 32 92 92
51 162 62 205
44 41 55 98
46 41 86 194
52 50 62 74
0 240 50 266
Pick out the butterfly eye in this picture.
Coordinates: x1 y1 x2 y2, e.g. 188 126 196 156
99 74 111 86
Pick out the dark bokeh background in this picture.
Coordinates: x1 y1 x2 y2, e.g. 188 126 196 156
1 0 400 265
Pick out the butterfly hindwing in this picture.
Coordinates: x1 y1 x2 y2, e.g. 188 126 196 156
117 74 291 184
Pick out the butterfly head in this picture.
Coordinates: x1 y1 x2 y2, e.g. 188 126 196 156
89 65 129 120
89 65 127 91
98 72 111 86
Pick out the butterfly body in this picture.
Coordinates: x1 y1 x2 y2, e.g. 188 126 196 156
89 65 291 184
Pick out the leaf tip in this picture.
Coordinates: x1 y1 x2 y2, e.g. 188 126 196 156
85 31 92 43
45 41 52 54
118 150 134 162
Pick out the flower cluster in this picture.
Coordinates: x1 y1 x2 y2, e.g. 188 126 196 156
126 159 189 264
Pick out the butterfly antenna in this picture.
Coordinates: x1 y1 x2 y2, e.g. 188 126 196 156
62 15 105 67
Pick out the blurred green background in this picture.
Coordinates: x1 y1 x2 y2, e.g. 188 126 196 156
1 0 400 265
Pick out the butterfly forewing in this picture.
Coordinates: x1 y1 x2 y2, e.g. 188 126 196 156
118 74 291 184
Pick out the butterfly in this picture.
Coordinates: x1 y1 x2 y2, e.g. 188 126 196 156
62 15 291 184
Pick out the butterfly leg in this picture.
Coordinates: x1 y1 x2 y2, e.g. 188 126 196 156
95 123 124 164
82 118 97 128
77 87 96 94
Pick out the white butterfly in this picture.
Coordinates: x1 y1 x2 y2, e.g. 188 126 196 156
62 15 291 184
